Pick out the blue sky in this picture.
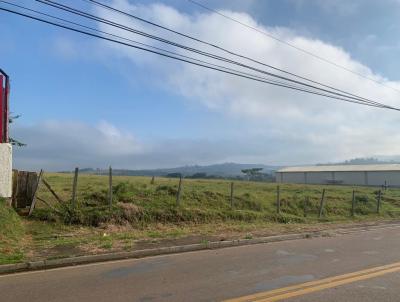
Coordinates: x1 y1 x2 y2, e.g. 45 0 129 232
2 0 400 170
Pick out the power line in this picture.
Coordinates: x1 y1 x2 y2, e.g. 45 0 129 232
1 6 396 110
187 0 400 94
80 0 388 107
34 0 391 108
3 0 341 93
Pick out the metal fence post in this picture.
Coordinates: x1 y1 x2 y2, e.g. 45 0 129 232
377 190 382 214
230 182 234 208
318 189 326 218
276 185 281 214
108 166 113 210
176 174 183 206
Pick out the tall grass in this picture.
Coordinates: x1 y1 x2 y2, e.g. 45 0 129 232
0 198 25 264
29 174 400 227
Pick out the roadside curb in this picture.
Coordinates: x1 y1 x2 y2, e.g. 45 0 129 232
1 222 400 275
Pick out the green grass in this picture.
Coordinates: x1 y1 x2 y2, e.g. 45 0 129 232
3 174 400 265
0 198 25 264
32 173 400 226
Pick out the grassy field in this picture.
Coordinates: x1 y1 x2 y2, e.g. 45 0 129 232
34 173 400 224
0 198 24 264
3 173 400 264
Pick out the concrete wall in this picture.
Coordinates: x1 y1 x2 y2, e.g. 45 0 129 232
277 170 400 187
276 172 305 184
0 143 12 197
307 172 334 184
367 171 400 186
334 171 366 186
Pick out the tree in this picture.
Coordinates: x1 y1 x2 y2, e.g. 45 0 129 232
241 168 263 181
8 114 26 146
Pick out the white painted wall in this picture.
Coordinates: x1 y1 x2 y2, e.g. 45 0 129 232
0 143 12 197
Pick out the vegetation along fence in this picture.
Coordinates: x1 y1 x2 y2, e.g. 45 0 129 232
10 167 397 227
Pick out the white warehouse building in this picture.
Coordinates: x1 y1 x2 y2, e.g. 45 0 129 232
275 164 400 187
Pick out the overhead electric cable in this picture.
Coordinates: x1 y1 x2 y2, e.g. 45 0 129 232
80 0 389 107
187 0 400 94
34 0 391 108
3 0 343 93
1 6 397 110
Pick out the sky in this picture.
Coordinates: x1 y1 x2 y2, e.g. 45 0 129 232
2 0 400 171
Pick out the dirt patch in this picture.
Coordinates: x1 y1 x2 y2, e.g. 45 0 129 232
18 218 400 263
128 219 400 251
45 244 84 258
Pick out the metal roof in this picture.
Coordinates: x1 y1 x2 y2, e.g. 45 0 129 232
277 164 400 173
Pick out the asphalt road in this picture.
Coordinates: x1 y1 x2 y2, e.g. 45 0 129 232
2 225 400 302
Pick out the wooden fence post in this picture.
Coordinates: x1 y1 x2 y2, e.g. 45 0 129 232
108 166 113 210
230 182 234 208
11 169 18 208
377 190 382 214
28 169 43 216
318 189 326 218
42 178 63 203
150 176 155 184
276 185 281 214
71 167 79 207
351 189 355 217
176 175 183 206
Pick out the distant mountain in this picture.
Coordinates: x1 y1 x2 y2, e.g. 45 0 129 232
77 163 281 178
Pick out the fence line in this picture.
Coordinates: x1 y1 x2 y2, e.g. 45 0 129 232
10 169 392 220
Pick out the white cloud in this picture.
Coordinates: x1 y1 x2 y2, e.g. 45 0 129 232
12 121 143 170
88 1 400 165
12 118 400 171
53 37 79 59
19 2 400 170
11 120 287 170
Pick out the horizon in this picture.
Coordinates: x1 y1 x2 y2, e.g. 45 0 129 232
3 0 400 170
54 157 400 174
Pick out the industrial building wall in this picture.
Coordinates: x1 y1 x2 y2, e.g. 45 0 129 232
306 172 334 184
334 171 366 185
367 171 400 186
277 172 305 184
277 170 400 187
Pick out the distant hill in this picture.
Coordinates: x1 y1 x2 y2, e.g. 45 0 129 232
76 163 281 178
317 157 400 166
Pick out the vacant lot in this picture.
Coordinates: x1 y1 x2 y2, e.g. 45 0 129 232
3 173 400 265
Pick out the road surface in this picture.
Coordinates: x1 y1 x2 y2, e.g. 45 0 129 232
2 225 400 301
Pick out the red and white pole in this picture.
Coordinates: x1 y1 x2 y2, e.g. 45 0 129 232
0 70 10 143
0 74 4 143
0 69 12 198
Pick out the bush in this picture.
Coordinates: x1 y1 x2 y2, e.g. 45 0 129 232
156 185 177 196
